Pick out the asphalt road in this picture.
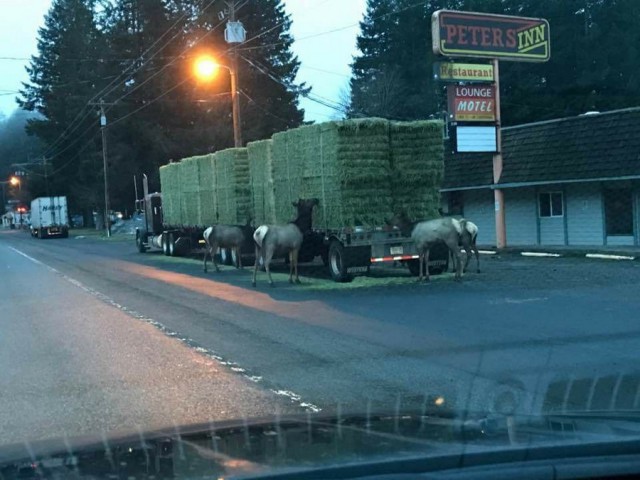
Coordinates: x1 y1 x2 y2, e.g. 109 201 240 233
2 228 640 446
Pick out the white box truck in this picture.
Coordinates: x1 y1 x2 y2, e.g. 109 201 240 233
30 196 69 239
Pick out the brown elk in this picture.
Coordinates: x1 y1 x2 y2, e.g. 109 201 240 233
203 221 254 273
390 212 463 282
252 198 319 287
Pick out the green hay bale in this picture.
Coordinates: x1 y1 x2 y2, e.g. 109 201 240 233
159 161 182 226
214 147 250 225
196 154 217 225
389 120 444 220
271 118 394 228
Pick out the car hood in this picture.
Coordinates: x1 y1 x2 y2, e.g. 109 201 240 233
3 410 640 479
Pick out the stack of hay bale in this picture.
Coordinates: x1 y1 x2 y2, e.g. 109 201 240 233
247 139 276 225
159 118 444 230
214 148 251 225
179 155 208 226
270 118 394 228
158 161 182 226
195 154 217 226
389 121 444 220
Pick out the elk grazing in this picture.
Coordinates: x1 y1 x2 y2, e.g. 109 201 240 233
203 221 254 273
252 198 319 287
390 212 463 282
456 218 480 274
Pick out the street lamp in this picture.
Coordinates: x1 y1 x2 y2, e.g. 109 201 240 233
193 54 243 148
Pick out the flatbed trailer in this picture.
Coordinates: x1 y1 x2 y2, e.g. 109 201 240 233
135 176 448 281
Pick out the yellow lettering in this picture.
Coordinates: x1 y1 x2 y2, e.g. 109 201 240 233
534 24 545 43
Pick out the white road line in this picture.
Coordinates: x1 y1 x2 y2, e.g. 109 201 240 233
8 245 321 413
586 253 635 261
521 252 562 258
478 250 496 255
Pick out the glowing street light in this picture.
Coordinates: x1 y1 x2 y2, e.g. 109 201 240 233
193 54 242 147
194 56 219 81
9 176 19 187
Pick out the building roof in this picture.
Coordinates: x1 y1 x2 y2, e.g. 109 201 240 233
443 107 640 190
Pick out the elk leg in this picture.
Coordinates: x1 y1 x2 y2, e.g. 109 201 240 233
252 245 260 287
213 242 220 272
473 243 480 273
424 248 431 282
265 248 275 287
293 249 301 284
288 251 294 283
448 241 462 281
203 245 209 272
418 251 423 282
236 246 242 269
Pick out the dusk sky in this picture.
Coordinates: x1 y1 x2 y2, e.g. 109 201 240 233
0 0 366 122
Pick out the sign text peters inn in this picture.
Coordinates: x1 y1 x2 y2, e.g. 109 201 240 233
432 10 550 61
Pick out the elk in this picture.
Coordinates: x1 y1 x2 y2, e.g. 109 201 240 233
390 212 463 282
203 221 254 273
456 219 480 274
252 198 319 287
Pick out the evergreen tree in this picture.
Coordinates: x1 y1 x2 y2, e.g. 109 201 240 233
18 0 109 216
349 0 640 125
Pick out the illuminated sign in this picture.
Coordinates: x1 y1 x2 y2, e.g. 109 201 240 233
434 62 494 82
432 10 550 62
447 85 496 122
455 126 498 153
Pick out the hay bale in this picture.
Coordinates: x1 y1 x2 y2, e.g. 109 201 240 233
196 154 217 225
248 139 276 225
389 120 444 220
159 162 182 226
271 118 394 228
214 148 251 225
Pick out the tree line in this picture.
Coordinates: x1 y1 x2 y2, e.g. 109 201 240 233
10 0 640 221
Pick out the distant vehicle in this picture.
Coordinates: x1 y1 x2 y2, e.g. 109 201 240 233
30 196 69 239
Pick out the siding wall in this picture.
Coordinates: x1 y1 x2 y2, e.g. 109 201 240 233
566 185 604 246
504 188 537 245
462 189 495 246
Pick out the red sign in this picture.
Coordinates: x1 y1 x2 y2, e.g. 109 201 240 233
432 10 550 62
447 85 496 122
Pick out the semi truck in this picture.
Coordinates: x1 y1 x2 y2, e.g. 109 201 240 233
30 196 69 239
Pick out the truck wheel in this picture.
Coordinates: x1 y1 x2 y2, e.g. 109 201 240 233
168 232 176 256
162 233 170 256
136 231 147 253
328 241 353 283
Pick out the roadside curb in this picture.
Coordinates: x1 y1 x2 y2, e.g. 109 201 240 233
478 248 638 261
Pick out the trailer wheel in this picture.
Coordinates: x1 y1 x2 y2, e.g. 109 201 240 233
136 231 147 253
168 232 176 256
328 241 353 283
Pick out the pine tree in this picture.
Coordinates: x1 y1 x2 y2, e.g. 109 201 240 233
18 0 108 215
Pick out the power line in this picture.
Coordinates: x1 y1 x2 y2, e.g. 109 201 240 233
108 78 191 127
239 89 291 126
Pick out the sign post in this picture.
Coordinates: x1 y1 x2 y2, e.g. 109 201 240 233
432 10 550 249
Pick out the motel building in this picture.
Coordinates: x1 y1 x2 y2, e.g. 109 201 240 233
441 107 640 248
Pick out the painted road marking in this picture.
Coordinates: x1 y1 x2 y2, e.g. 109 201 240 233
521 252 562 258
8 246 321 413
586 253 635 261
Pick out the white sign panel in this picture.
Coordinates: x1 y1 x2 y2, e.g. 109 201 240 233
455 125 497 152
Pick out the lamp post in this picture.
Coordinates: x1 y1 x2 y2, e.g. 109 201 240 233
194 56 243 148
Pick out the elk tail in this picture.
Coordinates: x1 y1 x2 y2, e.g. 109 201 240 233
253 225 269 248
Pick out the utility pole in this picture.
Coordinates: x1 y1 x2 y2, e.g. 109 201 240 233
227 0 244 147
100 100 111 237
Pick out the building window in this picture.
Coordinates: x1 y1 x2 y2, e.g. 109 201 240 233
539 192 563 218
604 189 633 236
